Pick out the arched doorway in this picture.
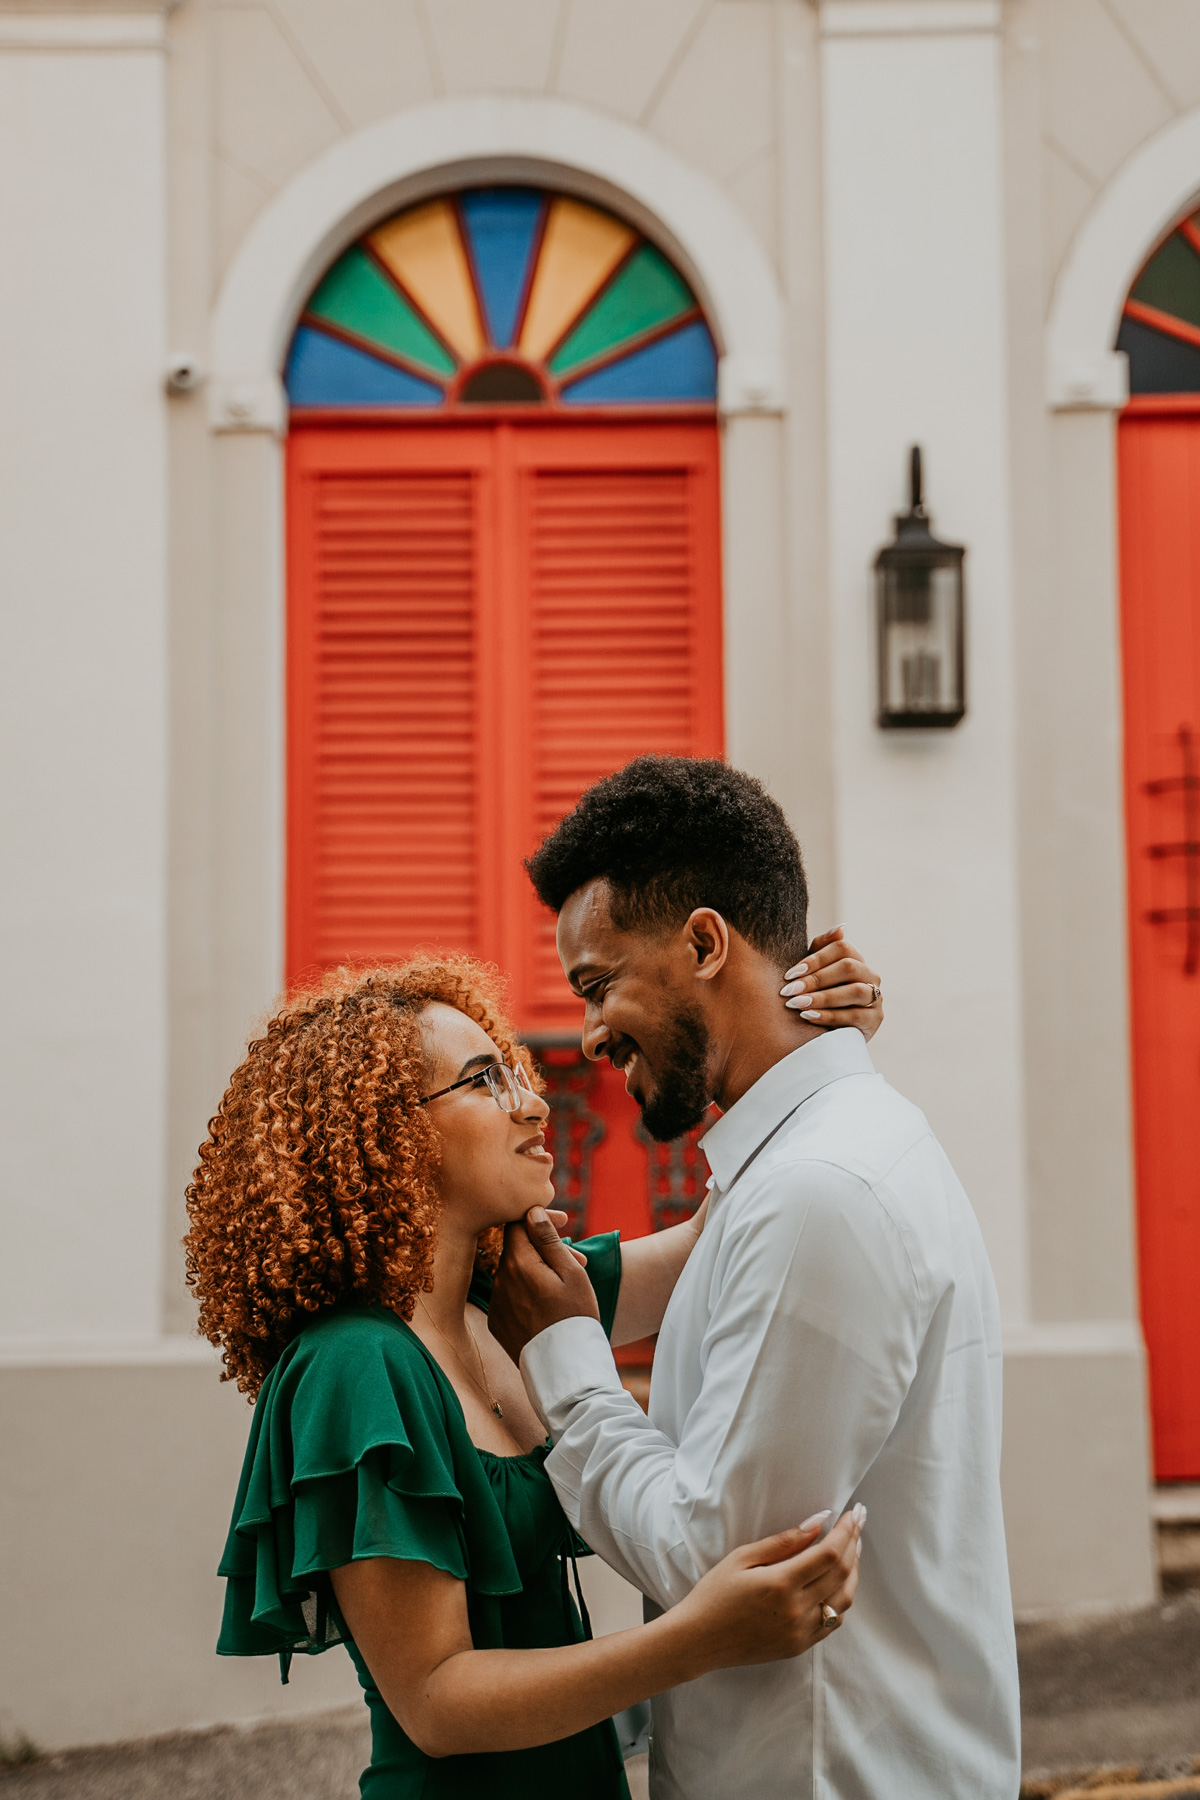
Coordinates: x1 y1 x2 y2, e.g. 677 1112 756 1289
1117 211 1200 1479
283 185 723 1302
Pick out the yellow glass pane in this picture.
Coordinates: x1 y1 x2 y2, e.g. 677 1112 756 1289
368 200 484 360
519 199 635 362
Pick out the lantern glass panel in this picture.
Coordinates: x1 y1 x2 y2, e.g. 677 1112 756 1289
878 561 963 725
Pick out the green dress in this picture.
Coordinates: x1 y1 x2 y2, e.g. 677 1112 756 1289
217 1234 631 1800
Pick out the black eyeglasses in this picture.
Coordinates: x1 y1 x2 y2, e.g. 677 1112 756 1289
419 1060 538 1114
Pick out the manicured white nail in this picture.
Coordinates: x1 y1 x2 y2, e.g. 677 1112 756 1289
800 1010 821 1021
787 962 809 979
780 980 806 997
853 1503 867 1525
785 997 808 1010
799 1510 832 1530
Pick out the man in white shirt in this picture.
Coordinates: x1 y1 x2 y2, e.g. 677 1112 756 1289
491 755 1021 1800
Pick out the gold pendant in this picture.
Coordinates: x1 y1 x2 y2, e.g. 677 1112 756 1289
492 1401 504 1418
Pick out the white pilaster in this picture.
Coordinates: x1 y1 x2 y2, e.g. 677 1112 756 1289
820 0 1029 1319
0 13 169 1339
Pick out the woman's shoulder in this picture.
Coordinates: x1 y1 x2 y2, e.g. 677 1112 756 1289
275 1303 433 1385
260 1305 455 1481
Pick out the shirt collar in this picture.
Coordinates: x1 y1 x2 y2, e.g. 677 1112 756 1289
699 1030 875 1194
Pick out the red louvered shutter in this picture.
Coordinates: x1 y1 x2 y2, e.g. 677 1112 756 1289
286 419 722 1023
509 427 724 1030
286 427 495 978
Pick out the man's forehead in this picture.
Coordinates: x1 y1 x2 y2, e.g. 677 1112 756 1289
556 878 622 970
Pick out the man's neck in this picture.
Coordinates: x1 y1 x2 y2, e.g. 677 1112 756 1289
710 965 825 1112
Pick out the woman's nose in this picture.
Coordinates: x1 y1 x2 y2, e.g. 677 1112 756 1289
520 1086 550 1122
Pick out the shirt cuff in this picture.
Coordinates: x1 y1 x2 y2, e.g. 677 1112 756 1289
519 1314 623 1432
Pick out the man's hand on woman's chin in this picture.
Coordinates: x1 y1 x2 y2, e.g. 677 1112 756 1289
490 1208 600 1363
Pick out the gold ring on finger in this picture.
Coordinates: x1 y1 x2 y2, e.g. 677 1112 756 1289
821 1604 839 1627
869 984 881 1004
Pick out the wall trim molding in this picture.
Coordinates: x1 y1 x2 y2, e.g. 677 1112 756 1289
207 95 786 432
0 12 164 50
820 1 1000 38
1003 1319 1144 1358
1047 107 1200 410
0 1335 217 1370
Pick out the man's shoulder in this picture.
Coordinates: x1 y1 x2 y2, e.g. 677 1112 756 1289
732 1067 969 1254
777 1065 937 1182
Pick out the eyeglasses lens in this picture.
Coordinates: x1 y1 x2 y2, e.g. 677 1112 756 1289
484 1063 534 1113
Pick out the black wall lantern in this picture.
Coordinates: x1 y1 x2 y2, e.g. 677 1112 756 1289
875 446 966 729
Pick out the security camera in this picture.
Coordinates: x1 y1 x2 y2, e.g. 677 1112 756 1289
165 355 203 395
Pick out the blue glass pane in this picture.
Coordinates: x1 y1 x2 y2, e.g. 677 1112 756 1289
560 319 717 404
1118 314 1200 394
460 188 543 348
285 325 443 406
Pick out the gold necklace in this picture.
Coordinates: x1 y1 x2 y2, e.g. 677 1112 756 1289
417 1297 504 1418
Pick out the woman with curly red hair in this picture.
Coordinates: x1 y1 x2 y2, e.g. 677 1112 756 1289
186 953 870 1799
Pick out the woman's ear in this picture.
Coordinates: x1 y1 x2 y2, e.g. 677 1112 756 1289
685 908 731 981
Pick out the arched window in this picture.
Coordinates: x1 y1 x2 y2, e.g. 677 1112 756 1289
283 185 723 1259
284 187 718 411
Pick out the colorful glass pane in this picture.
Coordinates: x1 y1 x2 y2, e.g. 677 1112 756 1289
369 200 485 360
561 319 717 404
459 189 543 349
283 184 717 412
285 327 443 407
550 245 694 376
305 245 456 378
1118 316 1200 395
518 198 635 361
1130 231 1200 333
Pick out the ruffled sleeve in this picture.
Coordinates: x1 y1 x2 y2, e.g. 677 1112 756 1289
467 1229 622 1339
216 1308 522 1670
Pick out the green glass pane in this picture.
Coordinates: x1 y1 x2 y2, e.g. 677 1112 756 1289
549 244 694 376
306 245 457 378
1130 231 1200 333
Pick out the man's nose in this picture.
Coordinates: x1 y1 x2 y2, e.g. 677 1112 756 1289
581 1007 611 1064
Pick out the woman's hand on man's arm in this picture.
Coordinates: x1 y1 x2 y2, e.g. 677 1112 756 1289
329 1507 862 1759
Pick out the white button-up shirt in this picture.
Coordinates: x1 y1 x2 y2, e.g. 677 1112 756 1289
522 1031 1020 1800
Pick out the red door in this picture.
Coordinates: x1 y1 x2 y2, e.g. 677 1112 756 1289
286 415 723 1255
1119 400 1200 1479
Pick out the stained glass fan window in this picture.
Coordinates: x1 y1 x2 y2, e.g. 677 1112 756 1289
285 188 718 411
1119 211 1200 393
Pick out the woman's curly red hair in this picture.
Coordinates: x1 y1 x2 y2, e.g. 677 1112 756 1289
184 956 534 1397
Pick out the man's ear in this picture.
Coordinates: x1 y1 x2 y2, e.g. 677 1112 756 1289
684 908 731 981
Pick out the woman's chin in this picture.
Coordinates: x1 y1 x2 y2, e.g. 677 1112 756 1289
489 1177 556 1228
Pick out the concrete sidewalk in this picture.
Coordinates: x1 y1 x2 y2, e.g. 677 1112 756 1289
2 1594 1197 1799
1019 1588 1200 1794
0 1713 651 1800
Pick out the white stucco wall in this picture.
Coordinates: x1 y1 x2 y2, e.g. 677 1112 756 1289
0 13 169 1345
820 0 1030 1320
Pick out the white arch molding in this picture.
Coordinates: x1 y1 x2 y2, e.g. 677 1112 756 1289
207 95 786 431
1047 106 1200 410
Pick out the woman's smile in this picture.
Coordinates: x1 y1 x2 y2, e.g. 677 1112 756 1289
516 1130 553 1166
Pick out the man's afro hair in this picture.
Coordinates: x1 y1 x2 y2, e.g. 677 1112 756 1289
525 755 808 967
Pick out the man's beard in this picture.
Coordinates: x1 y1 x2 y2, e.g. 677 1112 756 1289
637 1005 713 1143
